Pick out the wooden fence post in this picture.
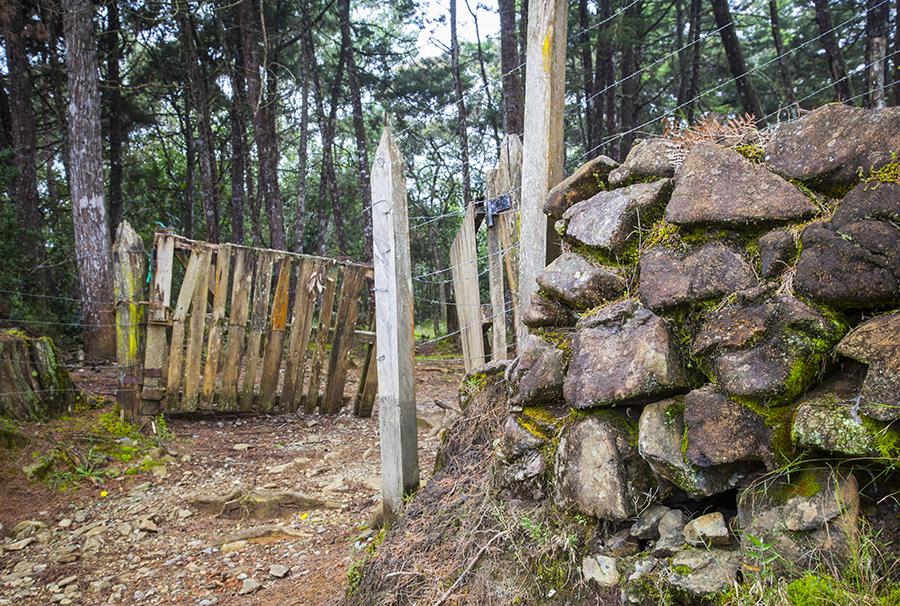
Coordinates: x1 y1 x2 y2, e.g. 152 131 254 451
449 204 486 372
497 135 523 343
141 233 174 413
485 169 508 362
517 0 568 348
112 221 146 422
371 121 419 519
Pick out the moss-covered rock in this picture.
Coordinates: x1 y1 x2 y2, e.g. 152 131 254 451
791 393 899 459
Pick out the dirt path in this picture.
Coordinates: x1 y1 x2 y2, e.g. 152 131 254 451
0 359 464 606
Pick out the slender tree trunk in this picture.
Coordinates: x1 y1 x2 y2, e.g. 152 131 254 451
675 0 688 107
176 98 196 239
865 0 889 108
293 71 309 253
177 3 220 242
710 0 764 120
465 0 501 149
619 1 643 158
595 0 616 156
685 0 702 122
768 0 797 108
338 0 373 259
450 0 472 207
498 0 523 135
104 0 124 238
894 0 900 105
812 0 853 101
2 1 46 292
0 76 11 153
63 0 116 360
239 0 285 249
578 0 594 152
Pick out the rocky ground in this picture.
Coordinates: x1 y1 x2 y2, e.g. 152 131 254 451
0 357 464 606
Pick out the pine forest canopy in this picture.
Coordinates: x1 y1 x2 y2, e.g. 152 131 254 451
0 0 895 355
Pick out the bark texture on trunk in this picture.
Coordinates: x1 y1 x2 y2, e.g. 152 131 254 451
63 0 116 360
293 71 309 253
450 0 472 207
812 0 852 101
865 0 889 108
710 0 764 120
104 0 124 239
2 1 45 290
768 0 797 107
498 0 523 135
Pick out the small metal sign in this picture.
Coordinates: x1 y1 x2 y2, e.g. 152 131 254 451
481 192 512 228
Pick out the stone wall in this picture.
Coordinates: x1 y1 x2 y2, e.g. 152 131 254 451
498 104 899 603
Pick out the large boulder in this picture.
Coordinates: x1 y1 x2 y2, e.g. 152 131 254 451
765 104 900 192
834 311 900 421
691 294 845 403
511 334 567 406
521 292 575 328
554 414 659 520
665 143 816 228
536 252 626 310
608 138 681 187
0 331 80 421
544 154 619 220
737 468 859 566
682 386 774 468
638 398 757 497
564 300 689 408
562 179 673 257
638 243 756 311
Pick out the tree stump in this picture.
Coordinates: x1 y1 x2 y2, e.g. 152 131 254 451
0 330 80 420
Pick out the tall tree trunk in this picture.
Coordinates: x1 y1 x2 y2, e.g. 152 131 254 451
768 0 797 108
178 2 219 242
498 0 523 135
812 0 853 101
176 97 196 239
216 5 247 244
578 0 594 152
338 0 373 259
2 1 46 293
894 0 900 105
865 0 889 108
619 0 643 158
293 70 309 253
63 0 116 360
685 0 702 122
0 76 11 154
594 0 616 156
450 0 472 207
675 0 688 108
710 0 764 120
238 0 285 249
465 0 501 149
104 0 124 238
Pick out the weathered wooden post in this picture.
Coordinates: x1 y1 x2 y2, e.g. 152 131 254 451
371 120 419 519
112 221 146 422
517 0 568 348
449 204 486 372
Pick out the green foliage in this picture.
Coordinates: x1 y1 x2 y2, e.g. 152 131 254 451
735 143 765 163
0 417 27 448
858 152 900 188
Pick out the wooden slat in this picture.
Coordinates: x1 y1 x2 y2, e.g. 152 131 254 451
449 204 485 372
485 168 508 362
240 251 276 411
497 134 523 343
354 341 378 418
202 245 232 408
220 248 251 410
322 266 365 414
281 259 319 412
165 248 205 411
304 272 337 413
182 246 213 411
258 257 292 412
141 234 174 405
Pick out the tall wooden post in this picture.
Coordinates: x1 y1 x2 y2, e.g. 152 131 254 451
372 121 419 519
485 169 508 361
517 0 567 348
497 135 523 346
112 221 146 422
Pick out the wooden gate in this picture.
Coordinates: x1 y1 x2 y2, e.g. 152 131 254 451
137 233 377 417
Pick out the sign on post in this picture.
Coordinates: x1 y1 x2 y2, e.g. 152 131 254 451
371 121 420 519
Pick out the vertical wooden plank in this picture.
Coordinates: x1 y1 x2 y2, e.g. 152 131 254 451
354 340 378 418
322 266 365 414
141 234 174 410
112 221 146 422
182 246 213 411
258 256 293 412
449 204 485 372
202 245 232 408
485 169 508 362
281 259 319 412
165 248 205 411
240 250 275 411
371 124 419 519
304 271 337 413
220 248 251 410
497 134 523 343
518 0 568 348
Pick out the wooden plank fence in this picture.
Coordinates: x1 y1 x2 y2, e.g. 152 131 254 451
112 231 378 419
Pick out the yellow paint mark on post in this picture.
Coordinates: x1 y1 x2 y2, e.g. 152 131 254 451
542 30 553 72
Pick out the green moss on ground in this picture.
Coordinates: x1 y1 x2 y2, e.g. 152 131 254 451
0 416 27 448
